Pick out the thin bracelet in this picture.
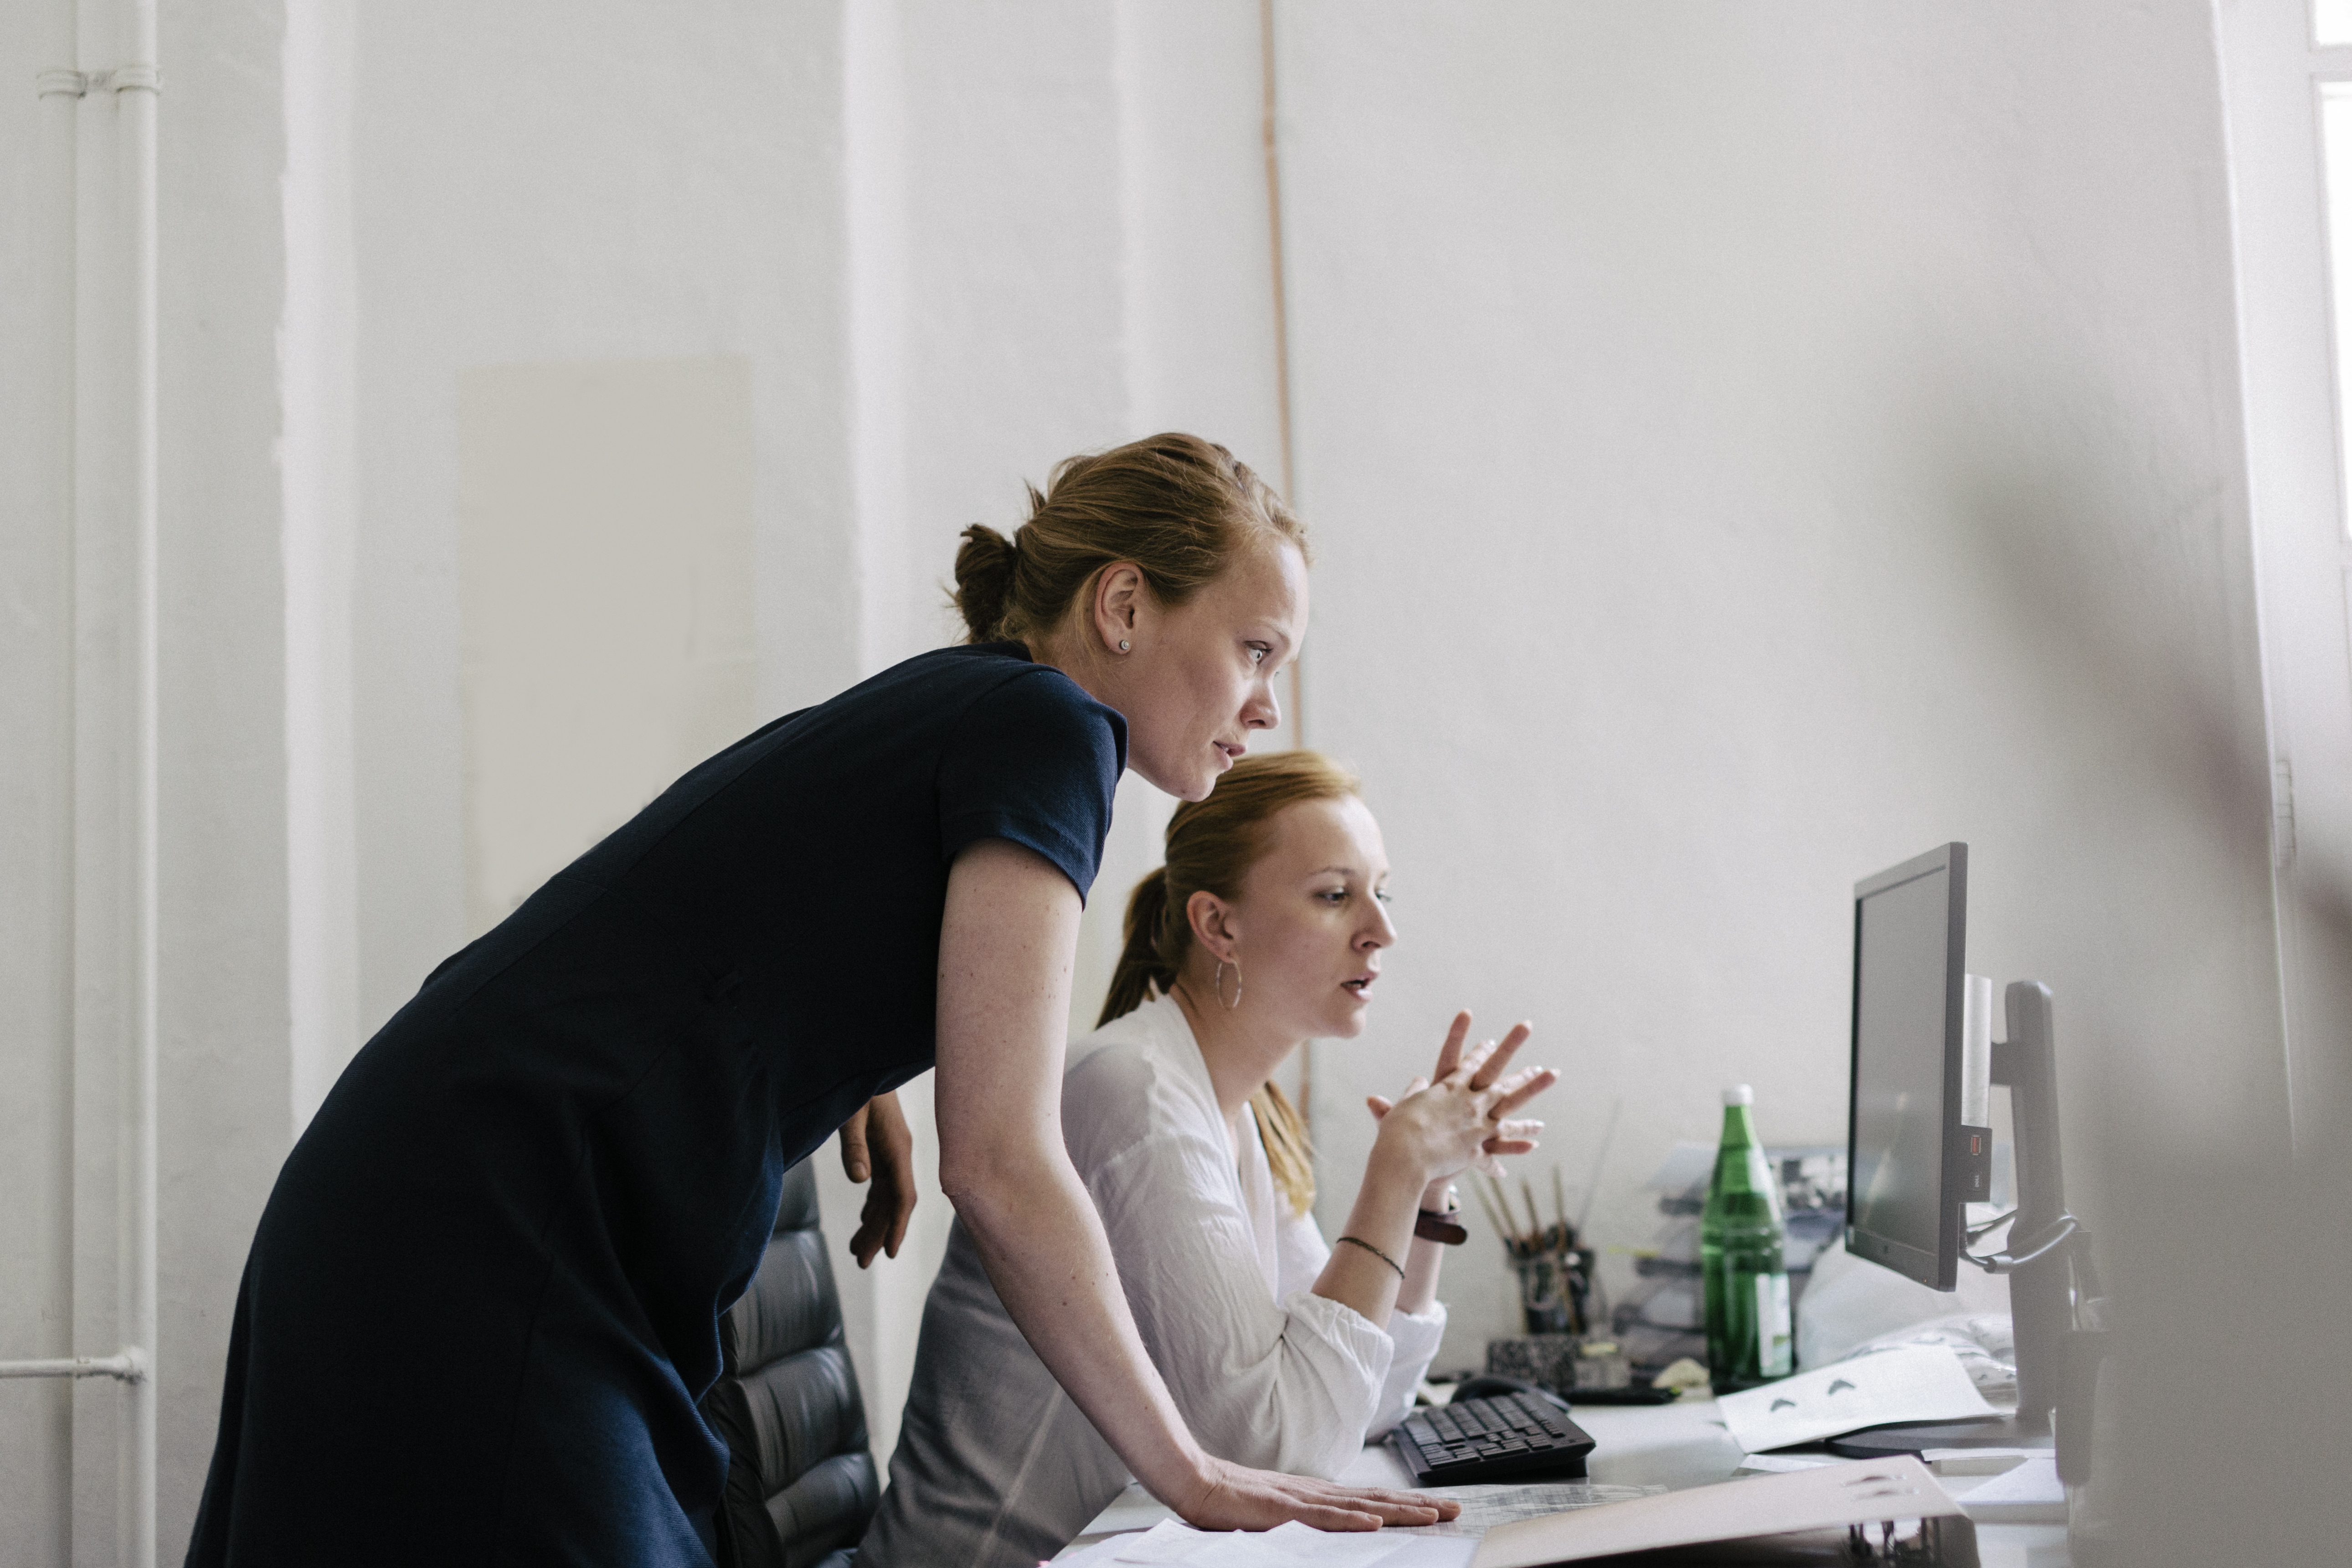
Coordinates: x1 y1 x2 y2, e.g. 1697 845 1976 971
1336 1234 1406 1281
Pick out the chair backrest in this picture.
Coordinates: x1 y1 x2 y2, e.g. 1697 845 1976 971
700 1157 878 1568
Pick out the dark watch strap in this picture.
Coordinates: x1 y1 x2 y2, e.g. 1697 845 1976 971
1415 1208 1468 1246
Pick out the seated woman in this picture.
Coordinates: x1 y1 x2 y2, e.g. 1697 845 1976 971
859 751 1554 1568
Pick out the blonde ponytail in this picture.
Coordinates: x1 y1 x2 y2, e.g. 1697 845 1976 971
1251 1081 1317 1221
1099 871 1178 1028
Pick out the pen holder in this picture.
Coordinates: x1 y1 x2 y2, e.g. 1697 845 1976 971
1512 1251 1578 1337
1475 1177 1600 1342
1504 1229 1596 1337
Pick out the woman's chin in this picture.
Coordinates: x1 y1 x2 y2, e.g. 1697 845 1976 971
1131 755 1215 802
1322 997 1372 1037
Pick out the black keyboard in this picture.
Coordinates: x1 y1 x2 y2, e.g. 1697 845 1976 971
1391 1390 1596 1485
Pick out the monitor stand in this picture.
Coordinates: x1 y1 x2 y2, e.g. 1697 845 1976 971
1833 982 2083 1463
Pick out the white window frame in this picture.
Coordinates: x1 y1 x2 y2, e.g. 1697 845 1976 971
2217 0 2352 1149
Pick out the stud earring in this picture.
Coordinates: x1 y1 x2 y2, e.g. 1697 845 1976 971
1118 639 1130 653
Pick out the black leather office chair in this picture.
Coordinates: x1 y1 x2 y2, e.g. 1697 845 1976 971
701 1157 879 1568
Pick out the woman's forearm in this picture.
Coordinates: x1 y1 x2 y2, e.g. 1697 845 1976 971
935 841 1211 1509
1312 1152 1424 1326
1396 1177 1448 1317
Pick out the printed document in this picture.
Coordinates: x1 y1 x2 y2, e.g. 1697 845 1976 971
1715 1343 1996 1453
1471 1457 1962 1568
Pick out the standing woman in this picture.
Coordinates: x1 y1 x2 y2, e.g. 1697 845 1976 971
185 434 1451 1566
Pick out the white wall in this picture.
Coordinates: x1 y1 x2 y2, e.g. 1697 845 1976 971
1278 1 2284 1368
346 0 865 1038
153 2 302 1553
282 0 360 1133
456 356 761 935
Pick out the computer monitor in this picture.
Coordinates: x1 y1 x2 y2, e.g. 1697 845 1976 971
1845 843 1989 1291
1833 842 2083 1456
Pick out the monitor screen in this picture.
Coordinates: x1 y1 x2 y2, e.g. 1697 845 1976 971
1846 843 1966 1290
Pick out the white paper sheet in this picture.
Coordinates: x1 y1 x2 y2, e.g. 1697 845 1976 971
1055 1519 1473 1568
1715 1344 1996 1453
1384 1483 1662 1537
1954 1453 2067 1522
1469 1457 1961 1568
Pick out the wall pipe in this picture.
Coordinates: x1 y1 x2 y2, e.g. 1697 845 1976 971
20 14 84 1556
10 0 162 1560
124 11 163 1563
0 1353 146 1381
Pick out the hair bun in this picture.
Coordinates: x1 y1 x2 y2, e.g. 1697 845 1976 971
942 432 1307 647
952 524 1019 642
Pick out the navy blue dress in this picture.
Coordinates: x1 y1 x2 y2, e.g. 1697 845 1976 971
185 643 1124 1567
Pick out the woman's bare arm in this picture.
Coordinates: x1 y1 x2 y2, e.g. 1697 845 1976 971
934 838 1454 1531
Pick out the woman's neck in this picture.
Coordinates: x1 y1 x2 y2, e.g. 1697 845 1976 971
1168 971 1303 1129
1022 619 1119 712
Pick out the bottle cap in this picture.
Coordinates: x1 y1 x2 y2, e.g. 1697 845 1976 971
1722 1085 1753 1106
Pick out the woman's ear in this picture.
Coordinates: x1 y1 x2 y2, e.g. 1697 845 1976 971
1092 562 1147 656
1184 888 1240 962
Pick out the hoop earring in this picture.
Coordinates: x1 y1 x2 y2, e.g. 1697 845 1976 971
1215 959 1242 1011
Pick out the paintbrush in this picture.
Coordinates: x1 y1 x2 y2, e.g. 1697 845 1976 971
1575 1097 1622 1238
1472 1175 1512 1244
1485 1172 1534 1253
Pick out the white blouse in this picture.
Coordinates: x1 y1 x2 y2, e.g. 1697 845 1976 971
858 994 1446 1568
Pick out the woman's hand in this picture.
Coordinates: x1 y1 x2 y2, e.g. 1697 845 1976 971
1168 1455 1456 1532
837 1091 916 1268
1366 1013 1554 1189
1314 1012 1554 1329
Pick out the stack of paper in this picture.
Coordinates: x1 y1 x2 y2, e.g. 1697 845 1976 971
1384 1484 1659 1538
1056 1518 1471 1568
1714 1344 1997 1453
1057 1460 1965 1568
1471 1458 1964 1568
1057 1483 1654 1561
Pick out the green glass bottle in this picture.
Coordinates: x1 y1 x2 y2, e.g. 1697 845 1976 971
1701 1085 1792 1391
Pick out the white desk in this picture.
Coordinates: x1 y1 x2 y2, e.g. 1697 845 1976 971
1061 1401 2072 1564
